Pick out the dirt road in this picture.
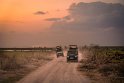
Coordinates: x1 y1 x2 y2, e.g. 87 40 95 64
17 52 91 83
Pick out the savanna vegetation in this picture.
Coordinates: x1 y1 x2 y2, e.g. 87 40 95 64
0 50 54 83
79 46 124 83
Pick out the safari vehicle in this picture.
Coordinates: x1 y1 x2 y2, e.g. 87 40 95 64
56 46 64 58
67 45 78 62
69 45 78 55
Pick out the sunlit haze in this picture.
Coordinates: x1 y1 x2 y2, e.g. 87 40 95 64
0 0 124 47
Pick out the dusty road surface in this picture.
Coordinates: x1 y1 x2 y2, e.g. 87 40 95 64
17 52 91 83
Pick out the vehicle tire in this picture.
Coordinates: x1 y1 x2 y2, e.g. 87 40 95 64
76 59 78 62
62 54 64 57
67 59 69 62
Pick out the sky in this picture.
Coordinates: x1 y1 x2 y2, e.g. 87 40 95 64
0 0 124 47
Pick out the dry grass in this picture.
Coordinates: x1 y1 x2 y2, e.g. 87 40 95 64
0 51 54 83
79 46 124 83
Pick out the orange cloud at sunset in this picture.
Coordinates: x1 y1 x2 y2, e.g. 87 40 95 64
0 0 78 32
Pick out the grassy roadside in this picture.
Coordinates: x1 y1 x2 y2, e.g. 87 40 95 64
0 51 54 83
78 46 124 83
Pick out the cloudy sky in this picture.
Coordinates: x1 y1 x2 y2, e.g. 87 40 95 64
0 0 124 47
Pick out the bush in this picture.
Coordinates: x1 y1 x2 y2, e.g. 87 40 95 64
116 63 124 77
98 64 114 76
